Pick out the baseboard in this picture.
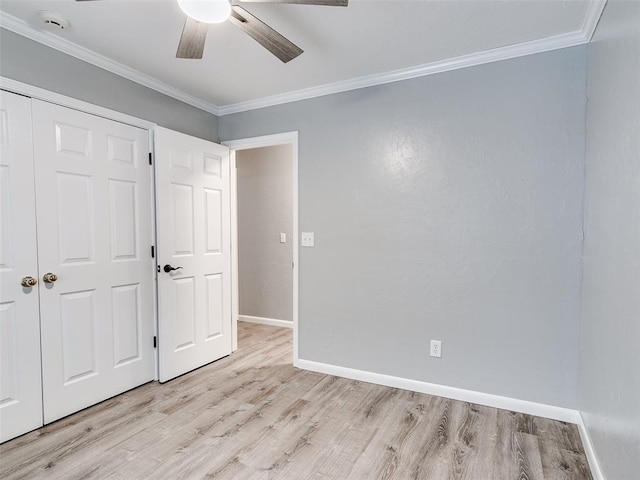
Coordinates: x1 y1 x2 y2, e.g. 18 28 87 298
576 411 605 480
238 315 293 329
296 358 580 424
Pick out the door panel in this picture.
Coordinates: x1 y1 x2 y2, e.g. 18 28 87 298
0 91 43 442
171 183 195 255
109 180 138 260
60 290 98 383
205 274 224 338
56 172 95 263
174 276 196 350
156 127 232 382
112 283 143 366
204 188 223 253
31 100 155 423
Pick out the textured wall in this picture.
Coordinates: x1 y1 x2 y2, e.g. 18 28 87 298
220 47 587 408
237 145 294 322
581 1 640 478
0 29 218 142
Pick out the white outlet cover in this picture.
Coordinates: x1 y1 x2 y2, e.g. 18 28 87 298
301 232 314 247
280 233 286 243
430 340 442 358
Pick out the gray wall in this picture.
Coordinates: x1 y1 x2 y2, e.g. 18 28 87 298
580 1 640 478
237 145 293 322
220 47 587 408
0 29 218 142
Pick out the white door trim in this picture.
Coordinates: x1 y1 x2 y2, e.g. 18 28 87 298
223 132 299 365
0 77 156 131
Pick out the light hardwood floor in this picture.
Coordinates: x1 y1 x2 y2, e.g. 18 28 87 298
1 322 592 479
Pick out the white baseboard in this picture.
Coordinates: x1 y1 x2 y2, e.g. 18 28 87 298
576 412 605 480
296 358 580 424
238 315 293 329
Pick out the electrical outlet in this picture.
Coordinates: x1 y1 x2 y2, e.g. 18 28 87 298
280 233 286 243
430 340 442 358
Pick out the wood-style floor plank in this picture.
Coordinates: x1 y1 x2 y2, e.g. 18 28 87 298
0 322 594 479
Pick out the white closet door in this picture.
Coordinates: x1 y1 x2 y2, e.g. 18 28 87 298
0 91 43 442
155 127 232 382
31 100 155 423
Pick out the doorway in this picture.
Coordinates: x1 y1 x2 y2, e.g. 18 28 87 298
224 132 299 365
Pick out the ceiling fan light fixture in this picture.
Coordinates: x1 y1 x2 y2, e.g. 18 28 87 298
177 0 231 24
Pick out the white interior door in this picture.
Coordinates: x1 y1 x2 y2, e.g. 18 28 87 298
155 127 232 382
0 91 43 442
31 100 156 423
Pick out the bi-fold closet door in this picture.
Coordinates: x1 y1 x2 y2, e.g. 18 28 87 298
0 91 42 443
0 91 156 442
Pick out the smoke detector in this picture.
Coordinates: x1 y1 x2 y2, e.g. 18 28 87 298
39 11 70 30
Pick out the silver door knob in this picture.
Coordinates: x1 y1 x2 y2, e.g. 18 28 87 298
43 272 58 283
21 276 38 287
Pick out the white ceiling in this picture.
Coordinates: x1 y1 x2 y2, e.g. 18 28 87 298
0 1 603 114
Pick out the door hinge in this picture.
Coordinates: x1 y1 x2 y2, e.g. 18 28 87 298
292 261 295 269
151 245 155 258
153 336 157 348
149 152 153 165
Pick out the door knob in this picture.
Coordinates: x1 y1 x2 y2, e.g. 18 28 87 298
43 272 58 283
163 264 183 273
21 276 38 287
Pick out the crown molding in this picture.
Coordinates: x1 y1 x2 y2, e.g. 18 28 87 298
0 11 221 115
218 29 590 115
216 1 608 115
582 0 607 41
1 1 608 117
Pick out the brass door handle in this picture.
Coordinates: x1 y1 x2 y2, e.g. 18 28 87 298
43 272 58 283
21 276 38 287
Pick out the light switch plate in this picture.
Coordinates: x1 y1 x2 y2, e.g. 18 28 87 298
301 232 314 247
280 233 286 243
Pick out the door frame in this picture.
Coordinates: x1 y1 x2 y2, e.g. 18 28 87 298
0 77 156 132
223 132 299 365
1 76 160 380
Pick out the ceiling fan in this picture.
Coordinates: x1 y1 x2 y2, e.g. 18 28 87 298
76 0 348 63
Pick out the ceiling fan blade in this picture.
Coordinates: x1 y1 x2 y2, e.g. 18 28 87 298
238 0 348 5
176 17 208 59
229 5 303 63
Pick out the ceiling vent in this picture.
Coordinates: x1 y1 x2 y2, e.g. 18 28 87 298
39 11 70 30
